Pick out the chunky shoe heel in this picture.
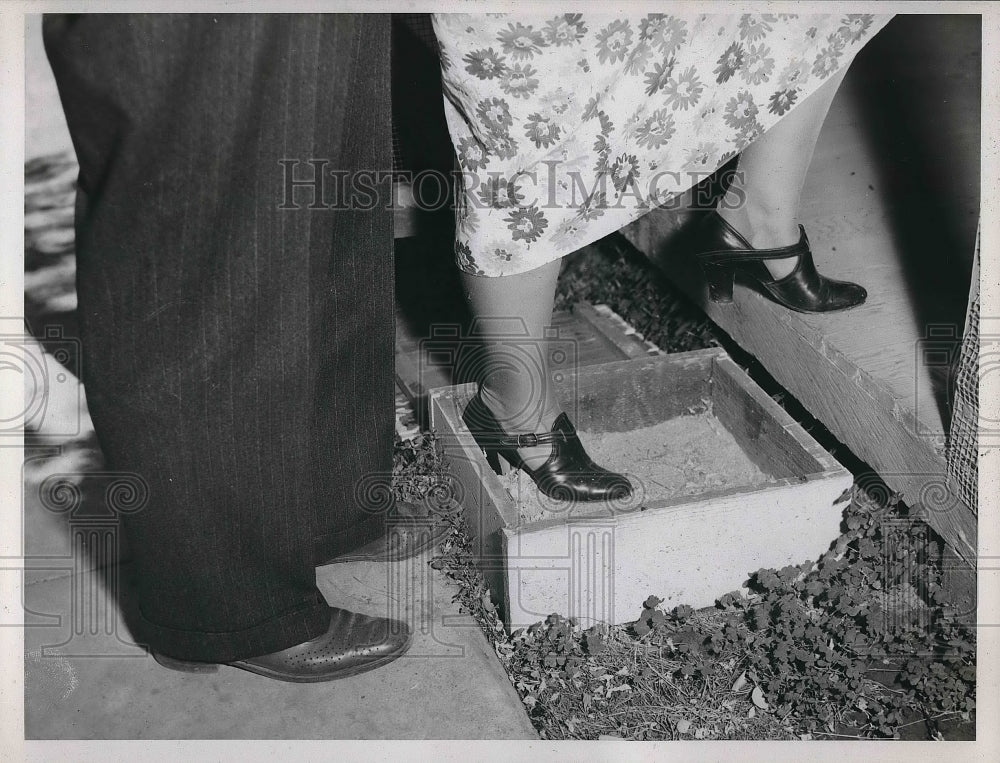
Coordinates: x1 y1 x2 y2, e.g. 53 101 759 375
704 264 734 303
151 652 220 673
483 446 511 476
462 392 632 503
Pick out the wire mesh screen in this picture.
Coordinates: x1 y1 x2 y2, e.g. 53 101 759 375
947 226 979 514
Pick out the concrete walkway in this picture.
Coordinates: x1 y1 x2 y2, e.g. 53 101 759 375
22 435 535 739
24 544 536 739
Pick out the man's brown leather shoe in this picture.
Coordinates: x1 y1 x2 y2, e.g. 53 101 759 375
151 606 412 682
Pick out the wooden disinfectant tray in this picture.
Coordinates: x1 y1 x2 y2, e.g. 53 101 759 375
429 348 852 628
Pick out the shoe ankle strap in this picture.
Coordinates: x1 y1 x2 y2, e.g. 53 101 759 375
699 220 810 265
497 430 570 448
700 243 808 266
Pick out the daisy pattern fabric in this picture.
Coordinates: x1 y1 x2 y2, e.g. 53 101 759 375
432 13 891 276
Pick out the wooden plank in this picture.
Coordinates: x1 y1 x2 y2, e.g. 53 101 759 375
562 349 719 432
428 384 513 619
711 358 824 481
549 308 640 369
571 303 662 360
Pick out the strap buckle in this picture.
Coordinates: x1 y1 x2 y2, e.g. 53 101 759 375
499 431 568 448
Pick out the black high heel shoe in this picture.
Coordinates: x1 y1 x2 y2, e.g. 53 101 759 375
692 211 867 313
462 393 633 502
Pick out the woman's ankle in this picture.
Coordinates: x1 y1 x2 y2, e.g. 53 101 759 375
718 205 797 248
478 385 556 431
478 385 562 469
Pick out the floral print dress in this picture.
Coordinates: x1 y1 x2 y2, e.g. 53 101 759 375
431 13 892 276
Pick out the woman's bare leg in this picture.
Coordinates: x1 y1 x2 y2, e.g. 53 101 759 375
461 260 562 469
718 65 849 278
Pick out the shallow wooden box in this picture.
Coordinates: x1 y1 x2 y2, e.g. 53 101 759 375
429 348 852 629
